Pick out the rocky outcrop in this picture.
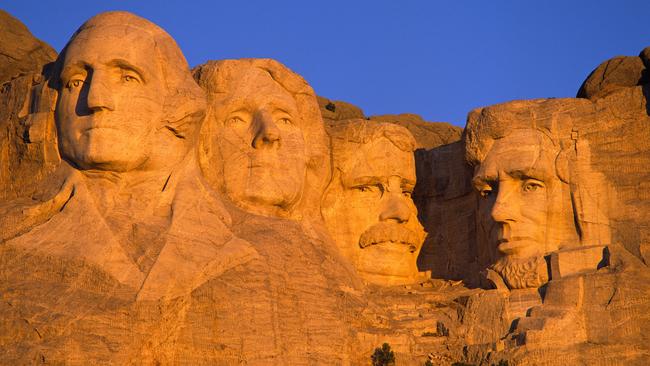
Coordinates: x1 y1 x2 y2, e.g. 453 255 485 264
0 10 56 85
318 96 463 150
0 10 59 201
318 95 365 121
368 113 461 150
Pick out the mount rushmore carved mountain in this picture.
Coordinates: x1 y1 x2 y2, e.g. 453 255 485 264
1 10 649 366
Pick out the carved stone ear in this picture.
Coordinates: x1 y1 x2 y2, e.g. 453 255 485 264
197 117 226 195
161 95 206 140
320 169 343 218
160 60 207 140
555 143 573 184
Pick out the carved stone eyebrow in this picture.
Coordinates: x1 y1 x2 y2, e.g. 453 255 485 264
349 176 385 186
401 182 416 190
267 97 298 115
506 168 544 181
60 61 88 82
472 174 496 186
227 107 250 116
106 59 147 83
272 106 293 116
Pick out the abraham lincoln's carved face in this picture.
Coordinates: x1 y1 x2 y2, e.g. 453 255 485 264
473 129 578 289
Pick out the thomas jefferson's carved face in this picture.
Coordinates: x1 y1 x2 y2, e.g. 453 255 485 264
323 137 424 285
213 68 307 215
56 25 165 172
473 129 578 288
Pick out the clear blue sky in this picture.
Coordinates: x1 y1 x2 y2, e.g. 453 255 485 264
4 1 650 126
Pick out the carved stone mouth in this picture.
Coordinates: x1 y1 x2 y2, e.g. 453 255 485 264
359 240 416 252
248 159 276 169
83 124 119 132
497 237 536 255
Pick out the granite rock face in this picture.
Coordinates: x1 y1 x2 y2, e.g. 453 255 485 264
368 113 461 150
1 10 650 366
414 140 477 283
0 10 59 201
576 46 650 100
318 96 463 150
0 10 56 85
318 95 365 121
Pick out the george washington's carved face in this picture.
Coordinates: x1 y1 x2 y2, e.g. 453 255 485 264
56 25 166 172
473 129 578 289
323 136 424 286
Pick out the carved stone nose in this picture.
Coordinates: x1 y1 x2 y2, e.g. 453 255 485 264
252 112 281 148
490 185 517 223
86 72 115 112
379 194 411 223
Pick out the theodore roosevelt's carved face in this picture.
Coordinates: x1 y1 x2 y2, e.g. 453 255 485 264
210 68 307 216
323 127 425 286
473 129 578 289
56 24 167 172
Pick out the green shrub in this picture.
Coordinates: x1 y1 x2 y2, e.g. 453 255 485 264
371 343 395 366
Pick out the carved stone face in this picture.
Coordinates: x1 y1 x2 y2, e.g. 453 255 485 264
56 25 165 172
323 137 424 285
473 129 578 288
213 68 307 215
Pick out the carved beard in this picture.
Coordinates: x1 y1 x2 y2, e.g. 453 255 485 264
491 255 549 290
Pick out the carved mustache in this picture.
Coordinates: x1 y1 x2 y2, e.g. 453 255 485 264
358 222 420 252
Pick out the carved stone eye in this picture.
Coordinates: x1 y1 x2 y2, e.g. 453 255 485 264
522 180 544 193
227 116 245 125
67 79 83 89
277 117 292 125
354 185 379 194
353 185 384 198
355 186 371 193
123 75 138 83
479 188 492 198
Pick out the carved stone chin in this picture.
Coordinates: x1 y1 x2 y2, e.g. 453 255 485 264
492 255 549 290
